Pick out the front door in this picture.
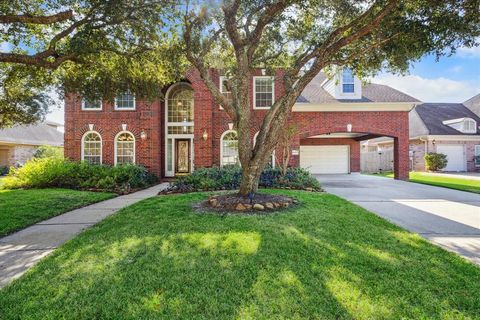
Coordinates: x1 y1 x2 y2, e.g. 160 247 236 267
175 139 190 174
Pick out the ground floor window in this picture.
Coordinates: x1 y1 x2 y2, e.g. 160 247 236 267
81 131 102 164
221 130 239 166
115 131 135 164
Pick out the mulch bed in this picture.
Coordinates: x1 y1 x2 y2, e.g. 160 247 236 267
195 193 298 214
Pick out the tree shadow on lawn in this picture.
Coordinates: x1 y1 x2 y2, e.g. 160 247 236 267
1 191 479 319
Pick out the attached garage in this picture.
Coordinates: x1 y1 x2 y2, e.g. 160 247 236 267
299 145 349 174
436 145 466 171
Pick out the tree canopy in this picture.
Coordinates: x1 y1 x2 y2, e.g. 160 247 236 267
0 0 185 127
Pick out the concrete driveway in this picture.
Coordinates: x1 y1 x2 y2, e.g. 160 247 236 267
317 174 480 264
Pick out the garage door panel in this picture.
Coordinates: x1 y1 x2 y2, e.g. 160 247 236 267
436 145 465 172
300 145 349 174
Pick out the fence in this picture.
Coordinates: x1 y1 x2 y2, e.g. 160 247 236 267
361 150 394 173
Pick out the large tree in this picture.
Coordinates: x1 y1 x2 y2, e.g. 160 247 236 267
182 0 479 195
0 0 185 127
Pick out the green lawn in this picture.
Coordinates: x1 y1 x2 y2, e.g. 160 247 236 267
370 171 480 194
0 188 115 236
1 191 479 319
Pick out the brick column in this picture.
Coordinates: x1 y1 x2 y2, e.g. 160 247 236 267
393 136 409 180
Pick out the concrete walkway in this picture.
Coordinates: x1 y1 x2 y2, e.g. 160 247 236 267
0 183 168 289
317 174 480 264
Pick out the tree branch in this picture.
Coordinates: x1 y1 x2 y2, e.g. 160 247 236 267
0 10 73 24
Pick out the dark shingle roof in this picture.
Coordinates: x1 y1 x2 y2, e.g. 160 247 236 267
415 103 480 135
0 122 64 146
297 72 419 104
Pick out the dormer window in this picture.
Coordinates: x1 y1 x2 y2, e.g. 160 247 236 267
342 68 355 93
442 117 477 134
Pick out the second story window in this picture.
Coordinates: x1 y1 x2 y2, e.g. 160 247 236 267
254 76 274 109
463 118 477 133
219 76 232 109
342 68 355 93
115 91 136 110
82 98 102 110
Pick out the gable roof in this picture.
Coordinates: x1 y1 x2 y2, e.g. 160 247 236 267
0 122 64 146
414 103 480 135
297 72 419 104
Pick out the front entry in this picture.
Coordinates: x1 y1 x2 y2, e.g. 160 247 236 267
175 139 191 174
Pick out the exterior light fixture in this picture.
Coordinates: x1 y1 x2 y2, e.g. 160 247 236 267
140 131 147 140
432 139 436 145
347 124 352 132
202 129 208 141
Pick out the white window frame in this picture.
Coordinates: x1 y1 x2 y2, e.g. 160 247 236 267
220 130 239 166
114 92 136 111
81 131 102 164
253 76 275 110
253 131 275 168
462 118 477 134
341 68 355 94
219 76 232 110
81 98 102 111
114 131 136 165
475 145 480 167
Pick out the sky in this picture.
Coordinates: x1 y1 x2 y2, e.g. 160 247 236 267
46 46 480 124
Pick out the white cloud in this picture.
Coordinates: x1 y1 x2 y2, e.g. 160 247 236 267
373 74 480 103
458 45 480 58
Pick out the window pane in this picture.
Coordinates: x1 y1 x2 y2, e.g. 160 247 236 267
83 99 101 109
255 77 274 108
116 92 135 109
167 139 173 171
342 84 354 93
116 132 135 164
222 131 239 166
168 84 194 123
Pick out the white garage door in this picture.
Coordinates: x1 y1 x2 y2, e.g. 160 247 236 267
436 145 466 171
300 145 349 174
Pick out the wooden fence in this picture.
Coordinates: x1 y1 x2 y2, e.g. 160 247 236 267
361 150 394 173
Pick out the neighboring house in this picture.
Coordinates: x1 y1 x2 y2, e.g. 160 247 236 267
464 93 480 117
64 69 417 180
0 121 64 168
365 97 480 172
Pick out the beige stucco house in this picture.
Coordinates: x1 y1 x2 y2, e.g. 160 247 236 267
0 121 64 169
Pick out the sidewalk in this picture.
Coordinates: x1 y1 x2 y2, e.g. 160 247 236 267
0 183 168 289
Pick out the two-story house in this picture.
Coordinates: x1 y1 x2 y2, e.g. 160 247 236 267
64 68 417 180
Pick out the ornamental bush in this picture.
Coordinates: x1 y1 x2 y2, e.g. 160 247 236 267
164 166 321 193
424 153 448 171
1 158 156 193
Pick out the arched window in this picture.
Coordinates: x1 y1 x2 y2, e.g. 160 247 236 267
253 132 275 168
167 83 194 125
81 131 102 164
463 118 477 133
220 130 239 166
115 131 135 165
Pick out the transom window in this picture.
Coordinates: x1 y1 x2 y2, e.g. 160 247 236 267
221 130 239 166
254 76 274 109
342 68 355 93
115 91 136 110
82 98 102 110
115 132 135 164
82 132 102 164
168 83 194 123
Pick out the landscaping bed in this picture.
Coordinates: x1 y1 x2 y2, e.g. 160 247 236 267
197 193 298 213
1 190 479 319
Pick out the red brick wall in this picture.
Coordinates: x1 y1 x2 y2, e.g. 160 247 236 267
299 138 361 172
65 69 410 180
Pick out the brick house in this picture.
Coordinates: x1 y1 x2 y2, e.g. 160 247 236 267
0 121 64 169
64 68 417 179
364 97 480 172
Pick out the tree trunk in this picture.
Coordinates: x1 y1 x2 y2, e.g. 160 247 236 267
238 163 262 195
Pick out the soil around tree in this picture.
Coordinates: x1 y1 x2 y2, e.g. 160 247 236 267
195 192 298 214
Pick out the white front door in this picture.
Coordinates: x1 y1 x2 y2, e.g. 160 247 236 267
299 145 349 174
436 145 466 171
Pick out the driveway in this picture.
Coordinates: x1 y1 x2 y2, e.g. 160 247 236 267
317 174 480 264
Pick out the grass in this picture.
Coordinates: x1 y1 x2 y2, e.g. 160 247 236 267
0 188 115 236
1 190 479 319
369 171 480 194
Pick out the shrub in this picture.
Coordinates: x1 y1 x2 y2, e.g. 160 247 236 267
1 158 156 193
0 166 8 176
33 145 64 159
165 166 321 193
424 153 448 171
